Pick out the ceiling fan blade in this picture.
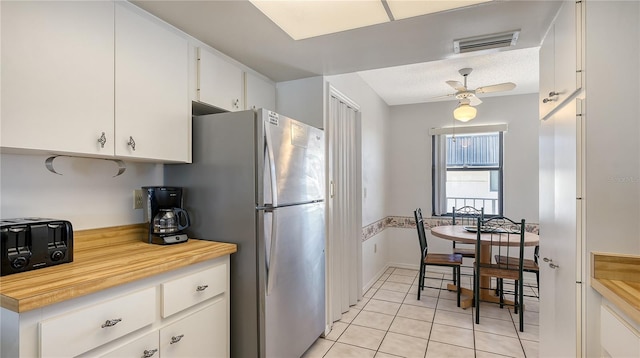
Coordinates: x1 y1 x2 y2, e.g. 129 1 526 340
430 93 455 100
446 80 466 92
475 82 516 94
469 96 483 106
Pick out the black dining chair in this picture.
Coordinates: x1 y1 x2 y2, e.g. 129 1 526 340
473 216 526 332
495 245 539 298
451 206 484 281
414 208 462 306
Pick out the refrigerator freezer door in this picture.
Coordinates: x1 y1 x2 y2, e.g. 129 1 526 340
263 202 325 358
261 109 325 206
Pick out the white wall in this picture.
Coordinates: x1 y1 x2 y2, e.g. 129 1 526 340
277 73 393 287
386 93 540 267
325 73 390 227
0 154 163 230
324 73 391 288
388 93 539 221
582 2 640 356
276 76 326 129
362 230 389 290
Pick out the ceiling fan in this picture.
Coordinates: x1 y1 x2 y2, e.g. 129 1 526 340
438 68 516 121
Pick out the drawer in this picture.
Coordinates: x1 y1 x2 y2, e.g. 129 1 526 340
162 263 227 318
40 287 156 357
100 331 159 358
601 305 640 358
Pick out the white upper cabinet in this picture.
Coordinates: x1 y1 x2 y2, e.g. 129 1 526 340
1 1 191 163
197 47 244 112
539 0 583 120
115 3 190 162
245 72 276 111
1 1 115 155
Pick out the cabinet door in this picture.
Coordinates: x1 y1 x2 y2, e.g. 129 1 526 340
539 0 582 120
539 24 556 119
101 331 160 358
160 299 228 358
115 3 190 162
197 47 244 112
245 72 276 110
553 0 582 106
1 1 114 155
539 100 583 357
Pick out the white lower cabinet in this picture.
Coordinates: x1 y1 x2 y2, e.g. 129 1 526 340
600 305 640 358
0 256 230 358
160 299 228 358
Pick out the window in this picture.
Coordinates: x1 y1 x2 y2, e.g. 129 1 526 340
431 127 504 216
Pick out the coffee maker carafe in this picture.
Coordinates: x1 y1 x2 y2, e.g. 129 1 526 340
142 186 191 245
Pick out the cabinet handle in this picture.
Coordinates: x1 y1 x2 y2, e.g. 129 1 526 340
543 257 559 269
98 132 107 148
127 136 136 151
196 284 209 292
101 318 122 328
142 348 158 358
542 91 560 103
170 334 184 344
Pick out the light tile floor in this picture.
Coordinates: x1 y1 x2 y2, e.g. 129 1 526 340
303 267 539 358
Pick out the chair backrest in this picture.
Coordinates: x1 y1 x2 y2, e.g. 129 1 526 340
452 206 484 226
476 216 526 272
413 208 428 258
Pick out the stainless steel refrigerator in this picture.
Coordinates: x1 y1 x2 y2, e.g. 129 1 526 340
165 109 325 358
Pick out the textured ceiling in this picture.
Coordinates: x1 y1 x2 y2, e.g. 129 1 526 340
132 0 560 106
358 47 540 106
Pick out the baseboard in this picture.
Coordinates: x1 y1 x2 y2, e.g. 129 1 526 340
363 264 391 293
385 262 420 271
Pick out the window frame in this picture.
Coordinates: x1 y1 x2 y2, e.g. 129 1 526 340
431 131 504 217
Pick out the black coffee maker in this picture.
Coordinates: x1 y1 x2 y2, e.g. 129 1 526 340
142 186 191 245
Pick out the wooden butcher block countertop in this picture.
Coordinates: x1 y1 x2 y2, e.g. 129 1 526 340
591 252 640 324
0 224 237 313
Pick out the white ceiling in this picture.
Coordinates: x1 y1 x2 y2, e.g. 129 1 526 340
132 0 562 106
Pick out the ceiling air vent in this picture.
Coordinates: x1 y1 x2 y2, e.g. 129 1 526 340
453 30 520 54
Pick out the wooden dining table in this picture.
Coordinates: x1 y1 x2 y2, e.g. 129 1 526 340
430 225 540 309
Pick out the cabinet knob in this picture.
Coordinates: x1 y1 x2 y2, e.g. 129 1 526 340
143 348 158 358
98 132 107 148
127 136 136 151
101 318 122 328
170 334 185 344
196 285 209 292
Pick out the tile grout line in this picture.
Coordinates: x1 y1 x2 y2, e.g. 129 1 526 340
314 266 538 358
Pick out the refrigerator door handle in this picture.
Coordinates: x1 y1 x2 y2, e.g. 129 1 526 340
264 126 278 207
266 209 278 296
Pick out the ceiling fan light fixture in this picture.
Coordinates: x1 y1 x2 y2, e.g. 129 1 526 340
454 103 477 122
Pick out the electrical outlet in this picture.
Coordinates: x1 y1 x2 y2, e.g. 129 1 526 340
133 189 143 209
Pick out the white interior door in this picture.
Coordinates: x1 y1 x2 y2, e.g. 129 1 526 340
327 87 362 324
